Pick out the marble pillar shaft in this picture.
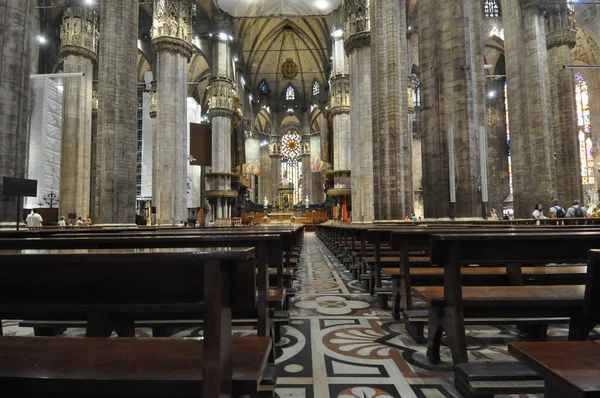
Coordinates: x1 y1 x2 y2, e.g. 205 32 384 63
95 0 138 224
347 34 374 223
486 78 510 212
547 6 582 204
270 154 282 203
420 0 486 219
0 0 38 223
153 51 188 224
332 110 351 170
370 0 412 220
211 115 232 175
503 0 555 217
59 55 94 220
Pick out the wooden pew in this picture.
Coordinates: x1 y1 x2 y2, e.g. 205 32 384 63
387 227 591 319
416 231 600 365
0 233 286 340
0 247 271 397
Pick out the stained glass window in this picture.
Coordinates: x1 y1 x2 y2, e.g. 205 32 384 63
259 80 268 94
484 0 500 18
281 131 303 204
286 85 295 101
312 81 320 96
504 81 513 194
575 72 595 185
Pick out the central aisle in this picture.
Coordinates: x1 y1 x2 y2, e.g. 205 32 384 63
275 232 457 398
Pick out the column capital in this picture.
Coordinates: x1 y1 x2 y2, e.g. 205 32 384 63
521 0 545 11
546 2 577 49
151 0 194 60
344 0 370 37
59 6 99 63
269 136 282 157
344 31 371 55
330 75 350 114
207 78 238 118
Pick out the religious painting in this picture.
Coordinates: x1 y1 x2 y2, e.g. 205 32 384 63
244 137 261 175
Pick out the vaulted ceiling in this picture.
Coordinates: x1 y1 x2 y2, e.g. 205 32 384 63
236 16 331 105
215 0 341 17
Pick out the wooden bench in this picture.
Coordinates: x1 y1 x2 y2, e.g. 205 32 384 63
416 231 600 365
0 232 295 344
0 247 271 396
508 341 600 398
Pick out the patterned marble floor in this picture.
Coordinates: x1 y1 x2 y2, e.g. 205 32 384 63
2 232 598 397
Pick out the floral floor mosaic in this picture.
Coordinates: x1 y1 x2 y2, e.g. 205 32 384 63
2 232 599 397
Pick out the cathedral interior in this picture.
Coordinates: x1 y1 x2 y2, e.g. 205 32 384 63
2 1 600 397
2 0 600 225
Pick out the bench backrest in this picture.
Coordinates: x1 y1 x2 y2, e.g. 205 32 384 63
0 247 256 318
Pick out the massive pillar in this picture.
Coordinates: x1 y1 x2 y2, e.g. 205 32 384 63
0 0 38 224
58 5 98 221
151 0 193 225
546 2 582 204
269 137 282 206
301 109 312 204
328 31 351 217
330 32 351 171
486 77 511 212
345 0 373 223
419 0 487 219
205 32 238 220
503 0 555 217
95 0 138 224
370 0 412 220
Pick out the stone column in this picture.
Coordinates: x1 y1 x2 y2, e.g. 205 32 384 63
345 0 373 223
94 0 138 224
419 0 487 219
408 84 424 217
151 0 193 225
301 109 312 204
486 77 510 212
503 0 555 217
269 137 282 206
0 0 38 224
546 2 582 204
331 33 351 172
370 0 412 220
58 5 98 222
205 32 238 220
90 82 98 218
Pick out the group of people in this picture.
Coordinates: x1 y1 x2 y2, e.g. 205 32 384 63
56 215 92 228
532 199 597 223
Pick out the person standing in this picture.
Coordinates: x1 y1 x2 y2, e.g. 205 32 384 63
26 209 43 228
490 208 499 220
57 216 67 228
549 198 566 218
566 199 587 218
532 203 546 225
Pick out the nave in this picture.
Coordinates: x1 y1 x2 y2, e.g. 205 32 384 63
4 232 596 398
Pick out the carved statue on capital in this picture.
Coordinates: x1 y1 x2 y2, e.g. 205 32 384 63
330 76 350 115
344 0 370 36
545 1 577 49
151 0 194 60
207 79 238 117
269 137 282 156
60 6 99 62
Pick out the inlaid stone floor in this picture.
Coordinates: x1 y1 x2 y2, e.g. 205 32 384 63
3 232 599 397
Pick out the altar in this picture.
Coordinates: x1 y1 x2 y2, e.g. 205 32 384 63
267 212 295 223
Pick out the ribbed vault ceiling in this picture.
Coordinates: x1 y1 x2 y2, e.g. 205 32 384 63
237 17 330 103
215 0 341 17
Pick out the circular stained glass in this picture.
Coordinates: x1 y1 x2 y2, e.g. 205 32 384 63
281 131 302 161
